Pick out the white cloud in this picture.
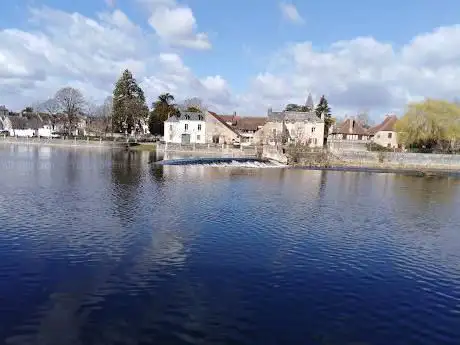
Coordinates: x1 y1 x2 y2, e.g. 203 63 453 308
280 3 304 25
148 6 211 50
0 6 223 109
243 26 460 117
2 4 460 119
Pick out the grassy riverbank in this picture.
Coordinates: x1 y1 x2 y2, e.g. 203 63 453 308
127 143 157 151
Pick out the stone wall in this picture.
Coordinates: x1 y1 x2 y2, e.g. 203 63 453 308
0 137 125 148
261 146 288 164
157 143 257 158
336 151 460 168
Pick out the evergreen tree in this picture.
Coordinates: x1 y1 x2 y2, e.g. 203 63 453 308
112 69 148 134
315 95 333 134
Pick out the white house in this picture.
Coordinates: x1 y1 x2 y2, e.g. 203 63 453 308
369 115 399 148
164 111 206 144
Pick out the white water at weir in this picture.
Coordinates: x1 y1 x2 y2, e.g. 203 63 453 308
197 160 286 168
158 158 287 168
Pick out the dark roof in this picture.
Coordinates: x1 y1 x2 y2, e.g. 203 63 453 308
332 118 368 135
165 110 205 122
25 114 44 129
8 116 28 129
268 110 322 123
235 117 267 131
368 115 398 134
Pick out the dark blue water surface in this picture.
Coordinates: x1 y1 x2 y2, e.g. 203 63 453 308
0 145 459 345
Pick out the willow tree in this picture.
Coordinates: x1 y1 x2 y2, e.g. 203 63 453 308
395 99 460 152
112 69 148 134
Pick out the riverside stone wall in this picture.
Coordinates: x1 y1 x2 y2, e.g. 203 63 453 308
335 151 460 168
0 137 125 149
157 143 257 158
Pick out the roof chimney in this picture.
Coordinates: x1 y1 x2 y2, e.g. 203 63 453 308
349 118 353 133
268 107 272 115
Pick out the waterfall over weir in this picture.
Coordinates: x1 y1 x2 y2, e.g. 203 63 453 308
156 157 285 168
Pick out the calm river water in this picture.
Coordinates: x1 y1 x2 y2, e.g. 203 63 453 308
0 145 459 345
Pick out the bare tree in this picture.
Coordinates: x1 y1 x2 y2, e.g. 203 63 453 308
357 111 373 129
182 97 207 112
55 87 85 135
101 96 113 135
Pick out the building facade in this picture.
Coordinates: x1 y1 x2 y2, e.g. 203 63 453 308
259 108 325 147
164 111 206 144
369 115 399 148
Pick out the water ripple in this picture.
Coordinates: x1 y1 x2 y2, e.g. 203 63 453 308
0 148 459 344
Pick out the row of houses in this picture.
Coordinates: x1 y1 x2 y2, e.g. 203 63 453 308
329 115 399 149
164 106 398 150
0 111 88 137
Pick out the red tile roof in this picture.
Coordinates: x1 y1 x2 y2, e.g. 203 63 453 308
332 118 368 135
368 115 398 135
217 114 240 124
235 117 267 131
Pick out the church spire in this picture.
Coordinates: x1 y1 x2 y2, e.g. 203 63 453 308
305 92 314 111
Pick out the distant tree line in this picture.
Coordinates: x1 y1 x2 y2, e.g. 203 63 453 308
31 69 207 137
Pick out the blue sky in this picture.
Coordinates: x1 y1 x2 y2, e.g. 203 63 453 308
1 0 460 118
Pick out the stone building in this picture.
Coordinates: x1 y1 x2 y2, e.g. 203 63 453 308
368 115 399 148
258 108 325 147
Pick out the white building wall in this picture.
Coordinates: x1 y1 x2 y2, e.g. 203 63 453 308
164 120 206 144
38 126 53 137
373 130 398 148
10 129 35 137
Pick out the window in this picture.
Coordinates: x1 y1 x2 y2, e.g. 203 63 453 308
388 132 392 139
169 124 173 131
314 138 317 145
358 135 363 140
169 134 173 140
198 124 202 131
342 134 347 140
312 127 316 133
197 135 201 141
272 129 276 136
185 123 188 131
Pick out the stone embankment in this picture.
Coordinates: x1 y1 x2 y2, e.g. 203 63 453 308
330 150 460 170
270 145 460 171
0 137 125 149
156 143 258 158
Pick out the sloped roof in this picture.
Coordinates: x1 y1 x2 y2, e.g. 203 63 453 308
269 110 323 123
218 114 240 124
208 111 241 137
235 117 267 131
25 114 44 129
368 115 398 134
165 110 205 122
332 118 368 135
8 116 28 129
